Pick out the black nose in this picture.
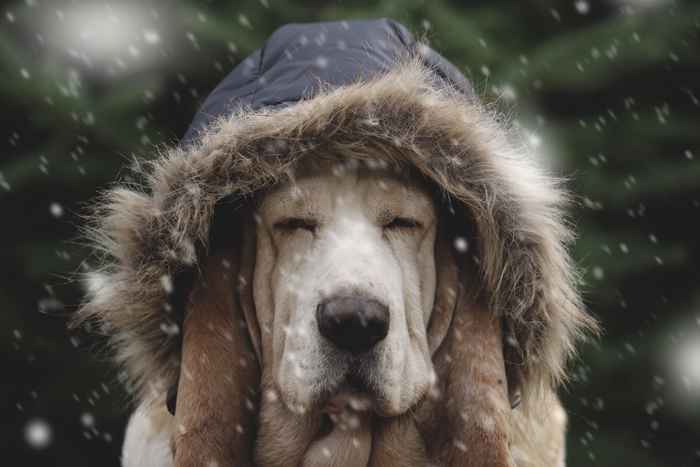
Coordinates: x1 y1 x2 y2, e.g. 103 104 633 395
316 295 390 354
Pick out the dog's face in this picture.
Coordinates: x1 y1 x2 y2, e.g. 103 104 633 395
253 164 438 416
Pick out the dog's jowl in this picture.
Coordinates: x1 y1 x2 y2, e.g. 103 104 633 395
77 19 594 467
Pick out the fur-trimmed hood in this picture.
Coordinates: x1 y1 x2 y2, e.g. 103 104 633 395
76 19 594 407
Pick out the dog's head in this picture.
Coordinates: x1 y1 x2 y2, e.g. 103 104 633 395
251 163 441 416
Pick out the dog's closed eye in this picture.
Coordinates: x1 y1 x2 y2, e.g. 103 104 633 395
383 216 422 230
274 217 318 233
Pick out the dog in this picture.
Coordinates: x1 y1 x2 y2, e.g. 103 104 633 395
118 160 574 467
77 19 595 467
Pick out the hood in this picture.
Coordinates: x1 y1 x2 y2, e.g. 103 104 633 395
77 19 594 406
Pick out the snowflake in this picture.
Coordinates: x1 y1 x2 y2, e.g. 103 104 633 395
25 419 52 450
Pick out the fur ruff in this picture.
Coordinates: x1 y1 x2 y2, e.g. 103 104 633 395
75 58 596 407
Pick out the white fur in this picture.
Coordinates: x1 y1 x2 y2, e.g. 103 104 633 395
122 403 173 467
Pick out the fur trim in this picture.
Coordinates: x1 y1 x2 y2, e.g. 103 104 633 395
75 58 596 405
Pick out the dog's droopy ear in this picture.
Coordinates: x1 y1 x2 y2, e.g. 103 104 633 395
426 227 460 356
416 222 516 467
172 225 261 466
416 295 515 467
428 219 523 410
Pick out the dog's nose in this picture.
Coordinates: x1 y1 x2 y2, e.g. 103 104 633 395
316 296 389 354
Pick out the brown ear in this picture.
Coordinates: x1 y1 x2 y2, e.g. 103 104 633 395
426 226 460 356
172 218 261 466
428 219 523 409
415 222 516 467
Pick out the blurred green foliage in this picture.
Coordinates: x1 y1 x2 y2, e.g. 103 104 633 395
1 0 698 465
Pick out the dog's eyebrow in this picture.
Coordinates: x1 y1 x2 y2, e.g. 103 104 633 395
376 208 395 225
372 182 435 213
259 184 317 218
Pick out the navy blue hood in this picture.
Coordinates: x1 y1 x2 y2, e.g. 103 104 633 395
182 18 474 145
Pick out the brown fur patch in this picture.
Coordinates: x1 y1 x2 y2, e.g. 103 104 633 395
172 249 259 466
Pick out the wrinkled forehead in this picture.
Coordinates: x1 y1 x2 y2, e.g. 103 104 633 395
258 159 437 219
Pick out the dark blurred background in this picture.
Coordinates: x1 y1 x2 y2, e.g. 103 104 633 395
1 0 699 465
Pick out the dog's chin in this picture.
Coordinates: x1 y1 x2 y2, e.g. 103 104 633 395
319 373 423 418
370 389 425 418
323 386 374 415
278 376 424 419
276 351 430 418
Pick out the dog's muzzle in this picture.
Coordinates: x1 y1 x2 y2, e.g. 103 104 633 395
316 295 389 354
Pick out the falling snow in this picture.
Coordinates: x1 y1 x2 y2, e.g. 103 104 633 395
160 274 174 294
49 202 63 218
454 237 469 253
25 419 52 450
80 412 95 428
592 266 605 280
2 2 698 465
574 0 590 15
143 29 160 45
315 55 328 69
